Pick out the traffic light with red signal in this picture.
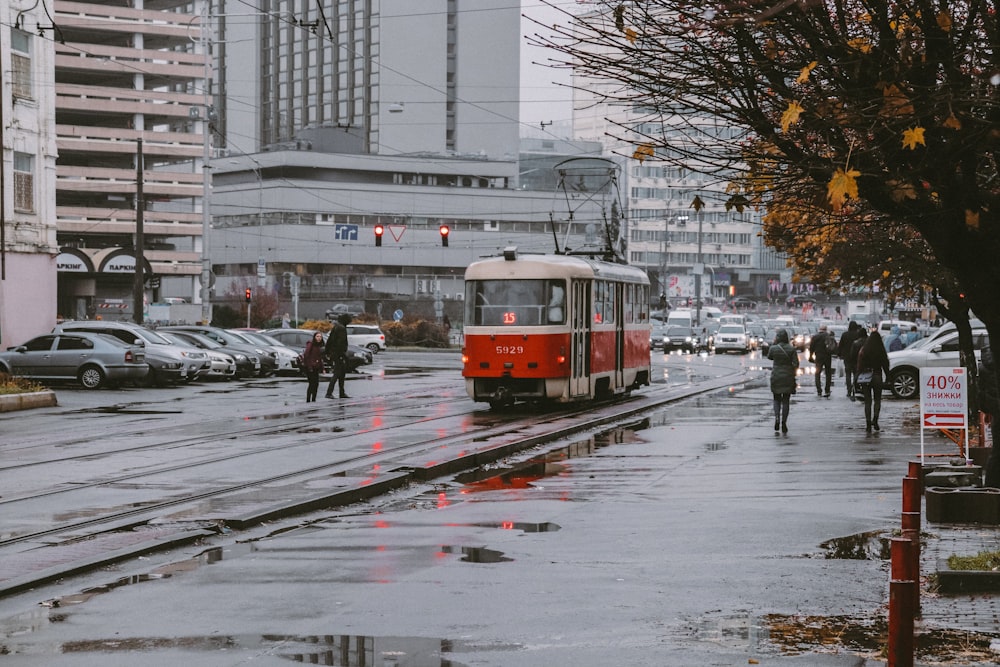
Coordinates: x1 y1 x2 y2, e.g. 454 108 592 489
245 287 252 302
374 224 384 247
439 224 450 247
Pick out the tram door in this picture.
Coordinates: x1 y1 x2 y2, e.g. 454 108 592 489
569 279 590 397
614 283 625 390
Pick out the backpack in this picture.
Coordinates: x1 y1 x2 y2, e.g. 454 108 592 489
889 336 904 352
825 333 838 355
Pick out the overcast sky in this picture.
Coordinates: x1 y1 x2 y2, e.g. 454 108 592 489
520 0 575 127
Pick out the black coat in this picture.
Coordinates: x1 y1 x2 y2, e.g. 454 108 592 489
324 322 348 358
980 346 1000 417
839 326 861 365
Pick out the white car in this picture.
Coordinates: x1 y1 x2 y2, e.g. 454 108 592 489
713 324 750 354
887 327 989 399
347 324 387 352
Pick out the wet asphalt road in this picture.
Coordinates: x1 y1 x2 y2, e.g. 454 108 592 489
0 350 996 666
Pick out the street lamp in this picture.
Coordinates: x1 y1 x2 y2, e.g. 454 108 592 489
695 207 704 325
659 215 687 305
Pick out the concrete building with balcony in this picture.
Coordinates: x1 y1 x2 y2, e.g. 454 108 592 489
1 5 59 347
53 0 210 321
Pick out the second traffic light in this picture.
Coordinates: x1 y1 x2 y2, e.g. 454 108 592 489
439 224 449 247
245 287 252 302
374 224 384 247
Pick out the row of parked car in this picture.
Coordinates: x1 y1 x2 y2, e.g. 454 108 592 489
0 321 387 390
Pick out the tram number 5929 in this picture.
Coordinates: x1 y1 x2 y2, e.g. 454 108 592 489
496 345 524 355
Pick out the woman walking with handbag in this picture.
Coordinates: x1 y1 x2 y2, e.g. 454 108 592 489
856 330 890 432
301 330 326 402
767 329 799 434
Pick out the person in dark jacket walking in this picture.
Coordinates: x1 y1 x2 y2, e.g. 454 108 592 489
324 313 351 399
838 321 862 400
979 346 1000 487
767 329 799 434
857 331 890 432
301 330 326 402
808 324 835 397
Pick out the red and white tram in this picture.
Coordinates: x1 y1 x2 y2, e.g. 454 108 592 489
461 247 652 407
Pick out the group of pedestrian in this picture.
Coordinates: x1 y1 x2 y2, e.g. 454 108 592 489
768 321 890 434
883 324 919 352
300 313 352 402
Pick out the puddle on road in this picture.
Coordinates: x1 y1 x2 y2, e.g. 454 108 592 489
69 405 182 415
382 368 433 377
819 530 892 560
440 545 512 563
299 425 347 433
0 627 517 665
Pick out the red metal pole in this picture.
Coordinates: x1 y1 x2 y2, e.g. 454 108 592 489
889 538 916 667
902 477 920 514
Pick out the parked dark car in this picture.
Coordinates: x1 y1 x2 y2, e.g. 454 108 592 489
262 328 373 372
160 326 276 377
0 332 147 389
228 330 300 376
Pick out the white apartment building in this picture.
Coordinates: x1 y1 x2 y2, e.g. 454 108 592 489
0 4 59 347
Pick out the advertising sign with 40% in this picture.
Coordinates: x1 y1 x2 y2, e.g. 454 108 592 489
919 367 968 460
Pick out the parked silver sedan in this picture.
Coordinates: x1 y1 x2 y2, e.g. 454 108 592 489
0 332 147 389
159 332 236 381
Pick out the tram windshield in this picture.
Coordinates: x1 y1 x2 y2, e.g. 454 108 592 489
466 279 566 326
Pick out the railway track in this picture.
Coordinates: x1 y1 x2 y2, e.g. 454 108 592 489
0 355 755 597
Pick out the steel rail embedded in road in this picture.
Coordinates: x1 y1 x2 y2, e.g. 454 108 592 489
0 363 751 597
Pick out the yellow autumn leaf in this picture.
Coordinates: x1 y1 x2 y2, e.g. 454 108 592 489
887 180 918 203
882 84 914 116
936 11 952 32
827 167 860 212
882 270 891 279
942 113 962 130
632 144 654 164
796 62 817 84
847 38 872 53
624 27 637 44
966 209 980 229
902 126 926 150
780 101 804 133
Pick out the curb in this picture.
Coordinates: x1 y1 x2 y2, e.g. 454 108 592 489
935 558 1000 594
0 390 57 413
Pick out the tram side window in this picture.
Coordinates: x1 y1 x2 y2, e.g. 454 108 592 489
593 280 615 324
468 279 566 326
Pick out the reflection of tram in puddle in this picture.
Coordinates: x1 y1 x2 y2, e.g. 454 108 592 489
462 247 651 408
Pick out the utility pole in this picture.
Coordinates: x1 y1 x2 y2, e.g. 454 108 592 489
133 139 145 325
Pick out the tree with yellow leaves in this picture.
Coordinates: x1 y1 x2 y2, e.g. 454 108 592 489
532 0 998 473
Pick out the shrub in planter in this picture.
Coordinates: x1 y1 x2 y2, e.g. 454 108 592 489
0 373 46 395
